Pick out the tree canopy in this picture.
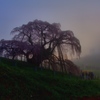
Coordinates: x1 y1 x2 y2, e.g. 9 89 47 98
0 19 81 74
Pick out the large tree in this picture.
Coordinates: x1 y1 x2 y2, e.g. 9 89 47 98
0 19 81 74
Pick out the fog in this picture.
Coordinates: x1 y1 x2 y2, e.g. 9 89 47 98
0 0 100 57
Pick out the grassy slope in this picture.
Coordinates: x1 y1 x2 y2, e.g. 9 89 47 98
0 58 100 100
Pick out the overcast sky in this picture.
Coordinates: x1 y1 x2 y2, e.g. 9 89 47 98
0 0 100 57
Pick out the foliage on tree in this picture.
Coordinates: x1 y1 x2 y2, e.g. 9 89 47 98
0 19 81 74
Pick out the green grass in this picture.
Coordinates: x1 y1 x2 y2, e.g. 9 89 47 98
0 57 100 100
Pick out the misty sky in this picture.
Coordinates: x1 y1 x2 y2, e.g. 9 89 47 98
0 0 100 57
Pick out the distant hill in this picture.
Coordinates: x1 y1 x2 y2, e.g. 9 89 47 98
72 54 100 69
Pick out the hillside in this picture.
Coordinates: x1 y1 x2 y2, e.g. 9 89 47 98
0 57 100 100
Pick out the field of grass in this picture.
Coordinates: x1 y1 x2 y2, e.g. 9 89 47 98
0 57 100 100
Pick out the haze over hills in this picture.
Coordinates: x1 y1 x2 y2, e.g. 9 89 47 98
72 53 100 69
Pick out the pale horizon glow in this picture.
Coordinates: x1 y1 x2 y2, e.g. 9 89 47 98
0 0 100 57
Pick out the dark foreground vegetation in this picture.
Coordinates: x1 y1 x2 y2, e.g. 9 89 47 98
0 57 100 100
